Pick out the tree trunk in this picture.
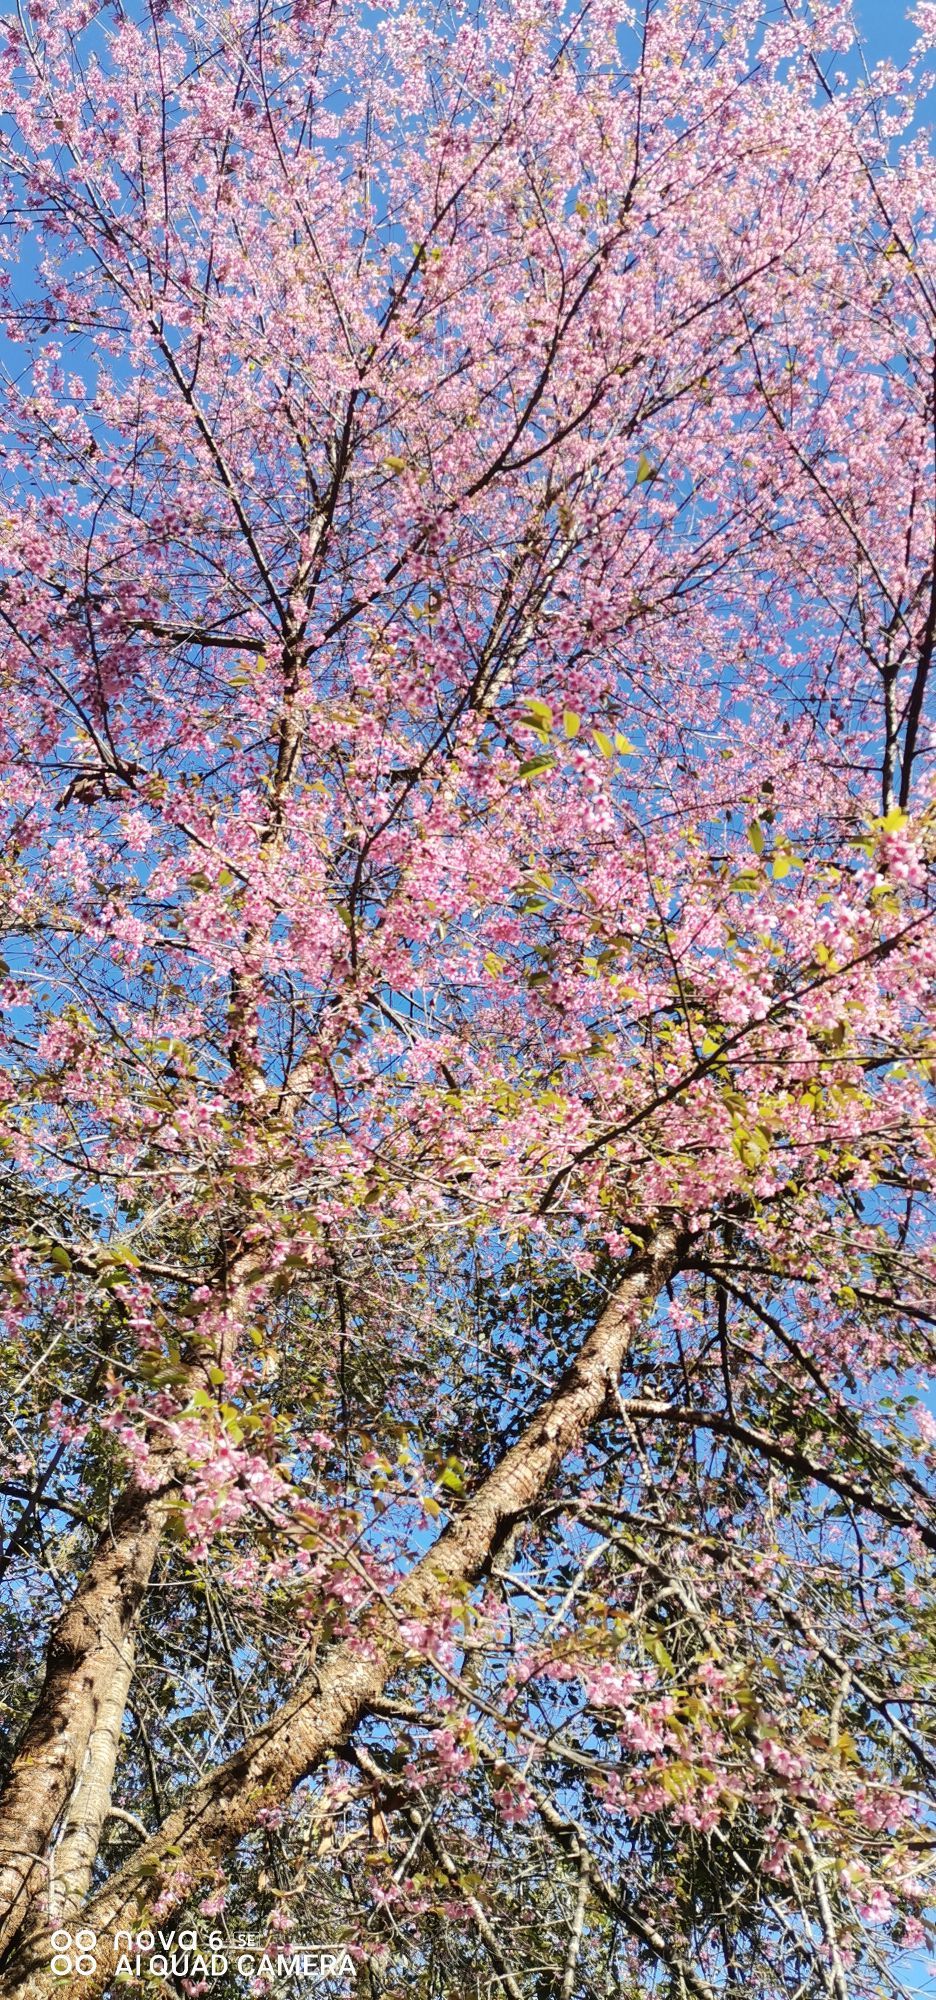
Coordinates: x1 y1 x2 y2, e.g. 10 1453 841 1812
0 1479 170 1958
48 1640 137 1926
0 1254 254 1957
0 1225 682 2000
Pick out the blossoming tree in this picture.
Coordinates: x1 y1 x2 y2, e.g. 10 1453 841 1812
0 0 934 1993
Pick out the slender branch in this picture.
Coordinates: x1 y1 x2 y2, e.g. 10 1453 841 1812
611 1396 936 1551
351 1745 525 2000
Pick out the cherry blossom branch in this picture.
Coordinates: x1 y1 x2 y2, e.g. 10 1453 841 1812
0 1227 683 1999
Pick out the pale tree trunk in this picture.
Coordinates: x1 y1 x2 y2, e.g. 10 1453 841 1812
0 1225 682 2000
0 1254 254 1956
47 1638 137 1925
0 1480 170 1958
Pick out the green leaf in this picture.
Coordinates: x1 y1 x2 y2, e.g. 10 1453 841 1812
518 754 556 780
382 455 407 473
593 729 615 758
563 710 581 737
747 821 765 856
879 805 908 833
635 452 656 484
772 852 791 879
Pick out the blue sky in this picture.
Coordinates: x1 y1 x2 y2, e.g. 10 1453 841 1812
856 0 917 65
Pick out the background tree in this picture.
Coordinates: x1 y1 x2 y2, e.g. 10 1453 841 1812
0 0 934 1995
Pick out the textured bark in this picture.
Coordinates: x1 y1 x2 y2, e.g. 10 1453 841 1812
0 1256 253 1955
48 1642 137 1925
0 1225 681 2000
0 1477 171 1958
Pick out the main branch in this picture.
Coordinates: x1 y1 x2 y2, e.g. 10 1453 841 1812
0 1227 682 2000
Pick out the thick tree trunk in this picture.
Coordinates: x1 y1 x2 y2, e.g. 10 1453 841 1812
0 1225 682 2000
47 1642 137 1926
0 1256 252 1956
0 1479 171 1957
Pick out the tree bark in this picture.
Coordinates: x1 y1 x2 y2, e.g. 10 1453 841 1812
0 1241 259 1956
0 1224 682 2000
0 1475 172 1959
47 1642 138 1926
